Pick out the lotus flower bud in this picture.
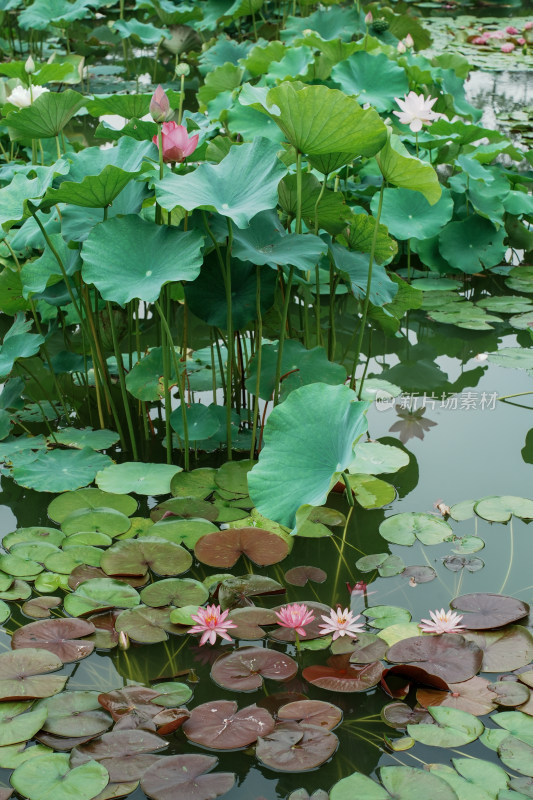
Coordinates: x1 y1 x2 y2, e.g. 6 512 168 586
24 55 35 74
118 631 130 650
365 11 373 24
150 84 172 123
404 33 414 48
175 62 190 77
397 40 407 53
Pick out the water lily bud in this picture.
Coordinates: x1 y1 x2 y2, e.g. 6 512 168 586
175 62 190 77
404 33 414 48
397 40 407 53
118 631 130 650
24 55 35 74
150 84 171 123
365 11 373 24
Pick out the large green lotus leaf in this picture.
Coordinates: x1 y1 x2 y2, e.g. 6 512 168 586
34 691 111 737
245 340 346 402
81 216 204 305
498 736 533 777
18 0 96 29
348 442 409 475
0 649 66 701
95 462 182 495
101 538 192 578
408 707 484 747
197 63 244 111
462 627 533 672
40 165 140 210
248 383 368 528
113 18 170 43
266 44 314 82
11 448 112 493
330 766 458 800
281 7 360 43
375 187 453 241
63 578 140 617
170 404 221 442
331 51 408 113
438 217 506 274
47 488 137 523
330 243 398 306
264 82 386 157
61 507 131 536
492 712 533 747
155 138 287 228
4 91 85 139
340 213 398 265
0 705 48 746
21 233 81 298
278 173 352 235
0 313 44 378
379 512 452 546
488 348 533 370
231 210 327 270
85 94 153 120
11 753 109 800
376 133 441 205
474 496 533 522
184 253 276 330
125 347 181 402
53 428 120 451
0 174 50 231
226 103 285 144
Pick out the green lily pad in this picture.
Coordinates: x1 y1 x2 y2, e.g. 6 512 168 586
101 538 192 578
452 537 485 554
330 766 460 800
332 51 408 113
348 474 396 509
52 428 120 451
63 578 140 617
0 704 48 747
140 578 208 608
498 736 533 777
11 753 109 800
147 519 218 549
363 606 411 629
170 468 218 499
408 706 484 747
509 311 533 330
379 512 453 546
35 691 111 737
488 349 533 370
348 442 409 475
115 606 185 644
61 508 131 536
0 649 66 701
95 463 182 496
477 296 533 314
4 528 65 551
449 500 476 522
376 187 454 241
11 449 112 493
474 496 533 522
47 489 137 524
150 682 193 708
355 553 406 577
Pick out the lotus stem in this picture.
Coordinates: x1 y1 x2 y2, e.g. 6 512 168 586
106 301 138 461
158 303 172 465
498 517 514 595
273 265 295 406
223 218 234 458
250 265 262 458
177 74 185 125
342 472 355 507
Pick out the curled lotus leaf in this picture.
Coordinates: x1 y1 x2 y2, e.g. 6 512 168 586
0 648 66 700
489 682 531 707
255 721 339 772
182 700 275 749
141 754 235 800
462 627 533 672
21 597 61 620
101 538 192 578
407 706 484 747
381 702 433 729
0 703 48 746
194 527 290 568
151 497 218 523
277 700 342 730
416 676 497 716
450 594 529 630
12 618 96 663
218 574 285 610
140 578 208 609
386 634 483 683
115 606 186 644
211 646 298 691
303 654 383 692
284 566 327 586
98 687 164 725
70 729 168 782
34 691 112 738
270 601 331 642
63 578 140 617
10 753 109 800
226 607 278 639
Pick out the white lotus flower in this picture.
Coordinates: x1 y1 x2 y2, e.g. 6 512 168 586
8 84 49 108
393 91 440 133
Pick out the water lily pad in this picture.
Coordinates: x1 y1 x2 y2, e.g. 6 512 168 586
449 500 476 522
53 428 120 451
115 606 185 644
364 606 411 629
355 553 405 577
386 635 483 683
256 721 338 772
150 682 193 708
170 468 218 499
98 687 165 726
462 627 533 672
101 539 192 578
61 508 131 537
34 691 111 738
0 704 48 746
331 633 388 663
450 594 529 630
147 519 217 549
211 647 298 691
96 463 182 496
379 513 453 546
0 649 66 700
226 607 278 638
64 578 140 617
348 442 409 475
152 497 218 523
194 528 289 568
330 766 459 800
4 528 65 550
11 753 109 800
141 754 235 800
12 449 112 493
21 597 61 620
490 682 531 707
277 700 342 730
303 655 383 692
48 490 137 524
451 537 485 555
183 700 275 749
401 566 437 584
408 706 484 747
488 349 533 371
498 735 533 778
140 578 208 608
284 566 327 586
474 496 533 522
417 676 497 716
70 730 167 782
381 702 433 729
12 618 95 663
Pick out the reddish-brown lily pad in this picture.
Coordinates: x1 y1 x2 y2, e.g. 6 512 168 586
462 626 533 672
255 721 338 772
68 565 147 590
150 707 189 735
35 731 98 750
194 528 289 568
303 655 383 692
256 693 309 716
86 611 120 649
71 729 168 782
269 602 331 643
489 681 531 707
211 647 298 692
284 567 327 587
182 700 275 749
141 754 235 800
381 665 449 696
277 700 342 730
226 607 279 639
218 575 285 610
101 538 192 578
386 634 483 683
0 648 66 700
12 618 96 663
450 593 529 630
21 597 61 619
416 676 497 716
98 687 163 729
381 702 433 729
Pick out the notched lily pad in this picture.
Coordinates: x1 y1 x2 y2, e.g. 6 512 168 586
407 706 484 747
277 700 342 730
101 538 192 578
462 627 533 672
211 647 298 691
194 527 290 568
416 676 497 716
284 566 327 586
12 618 96 663
450 594 529 630
0 649 66 700
71 729 167 782
386 635 483 684
182 700 275 750
35 691 112 738
141 754 235 800
256 721 339 772
303 654 383 692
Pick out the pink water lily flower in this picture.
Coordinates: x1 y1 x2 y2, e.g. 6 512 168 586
393 91 440 132
501 42 515 53
506 26 519 35
525 21 533 30
187 604 237 646
419 608 464 634
318 607 366 640
275 603 315 637
153 121 199 164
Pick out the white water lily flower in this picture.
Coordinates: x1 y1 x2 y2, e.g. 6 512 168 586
393 91 440 133
8 84 49 108
419 609 464 634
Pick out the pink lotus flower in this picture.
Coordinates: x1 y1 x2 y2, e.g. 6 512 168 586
187 604 237 646
518 37 526 45
153 121 199 164
404 33 414 48
419 609 464 634
487 30 506 39
506 26 519 35
472 35 489 45
525 21 533 30
149 84 171 123
318 607 365 640
393 91 440 132
365 11 373 24
501 42 516 52
275 603 315 637
397 40 407 53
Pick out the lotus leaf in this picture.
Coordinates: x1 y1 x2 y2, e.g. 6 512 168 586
5 90 85 139
70 730 167 782
12 618 95 662
211 647 298 691
256 721 338 772
141 754 235 800
332 51 408 113
95 463 182 496
12 449 112 493
183 700 275 749
11 753 109 800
